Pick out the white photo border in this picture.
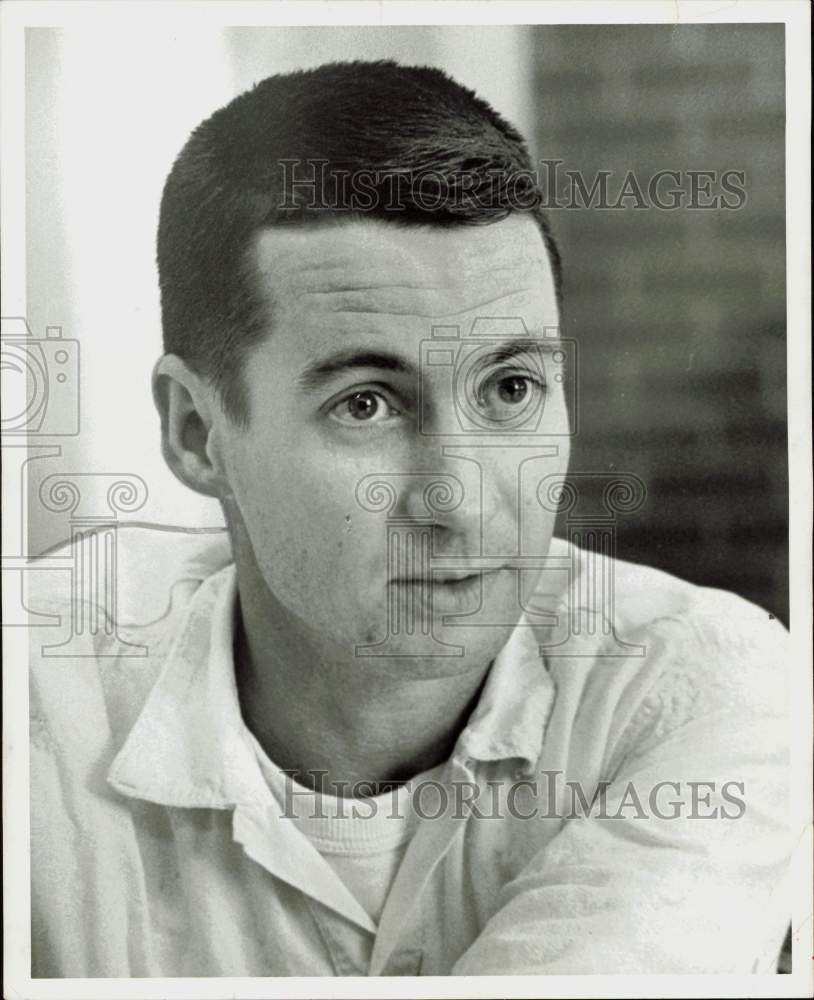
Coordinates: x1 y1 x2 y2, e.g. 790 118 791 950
2 2 811 998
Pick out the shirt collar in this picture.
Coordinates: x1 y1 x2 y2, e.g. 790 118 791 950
108 557 557 808
108 563 269 808
453 615 556 777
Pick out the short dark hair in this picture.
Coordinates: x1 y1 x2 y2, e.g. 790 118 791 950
157 59 561 424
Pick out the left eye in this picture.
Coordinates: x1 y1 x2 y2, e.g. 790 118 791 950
494 375 530 404
478 373 544 411
329 389 400 426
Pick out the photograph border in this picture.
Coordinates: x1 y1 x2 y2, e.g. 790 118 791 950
2 2 811 998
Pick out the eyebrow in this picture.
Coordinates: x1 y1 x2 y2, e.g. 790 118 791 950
481 338 556 365
296 334 562 392
297 349 415 392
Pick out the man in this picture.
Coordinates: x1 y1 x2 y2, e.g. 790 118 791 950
30 60 791 977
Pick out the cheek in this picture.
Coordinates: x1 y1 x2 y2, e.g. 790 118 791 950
508 441 570 549
224 442 286 526
224 438 379 575
555 435 571 475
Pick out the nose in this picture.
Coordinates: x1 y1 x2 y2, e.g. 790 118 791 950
395 436 462 513
394 436 497 556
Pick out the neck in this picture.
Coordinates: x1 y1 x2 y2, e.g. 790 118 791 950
232 553 491 796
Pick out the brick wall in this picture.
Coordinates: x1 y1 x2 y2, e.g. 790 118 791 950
531 24 787 621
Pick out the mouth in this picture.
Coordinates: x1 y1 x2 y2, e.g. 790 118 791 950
387 568 506 613
390 568 500 586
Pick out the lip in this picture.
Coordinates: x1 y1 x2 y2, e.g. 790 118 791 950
388 568 505 613
393 571 487 584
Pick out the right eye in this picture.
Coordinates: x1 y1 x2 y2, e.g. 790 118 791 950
328 389 401 427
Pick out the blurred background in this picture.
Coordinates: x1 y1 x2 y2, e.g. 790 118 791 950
532 24 787 624
20 23 787 621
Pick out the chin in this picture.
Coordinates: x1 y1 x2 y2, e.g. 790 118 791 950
349 612 517 680
341 574 523 675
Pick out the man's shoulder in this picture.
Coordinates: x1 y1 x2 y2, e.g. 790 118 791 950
549 536 788 716
540 539 789 784
28 523 232 626
555 534 783 640
27 525 233 744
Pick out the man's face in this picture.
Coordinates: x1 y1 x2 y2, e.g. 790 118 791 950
215 214 570 676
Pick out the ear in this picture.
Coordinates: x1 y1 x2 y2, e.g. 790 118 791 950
152 355 228 499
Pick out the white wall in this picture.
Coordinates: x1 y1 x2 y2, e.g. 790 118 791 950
25 25 535 553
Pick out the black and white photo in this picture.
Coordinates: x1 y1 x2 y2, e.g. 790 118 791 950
2 3 811 997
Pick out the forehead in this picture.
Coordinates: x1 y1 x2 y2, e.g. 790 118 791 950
251 215 557 331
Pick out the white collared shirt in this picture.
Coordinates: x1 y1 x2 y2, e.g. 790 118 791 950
29 527 792 976
249 718 446 932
